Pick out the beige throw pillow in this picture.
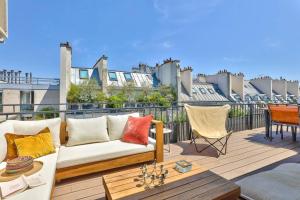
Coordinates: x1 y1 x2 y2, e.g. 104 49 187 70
107 112 139 140
8 118 61 148
66 116 109 146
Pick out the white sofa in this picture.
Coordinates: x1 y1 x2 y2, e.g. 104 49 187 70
0 114 164 200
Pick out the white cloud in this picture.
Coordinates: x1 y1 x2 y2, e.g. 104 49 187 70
161 41 173 49
264 38 281 48
223 56 248 63
72 38 88 54
153 0 223 23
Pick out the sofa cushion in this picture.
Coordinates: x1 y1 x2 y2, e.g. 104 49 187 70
0 148 59 200
8 118 61 148
107 112 139 140
15 129 56 159
5 127 52 160
66 116 109 146
0 121 14 162
122 115 153 145
56 137 156 169
236 163 300 200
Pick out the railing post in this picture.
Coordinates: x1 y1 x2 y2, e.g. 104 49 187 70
249 104 254 130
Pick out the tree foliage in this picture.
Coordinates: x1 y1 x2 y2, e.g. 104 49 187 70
67 79 176 108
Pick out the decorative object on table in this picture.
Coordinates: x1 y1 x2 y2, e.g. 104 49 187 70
175 160 192 173
136 160 168 189
0 158 43 182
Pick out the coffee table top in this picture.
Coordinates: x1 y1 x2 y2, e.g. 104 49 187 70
103 160 240 200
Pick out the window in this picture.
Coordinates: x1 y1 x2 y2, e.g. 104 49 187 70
207 88 215 94
192 88 197 94
79 69 89 79
123 73 133 81
108 72 117 81
199 88 207 94
20 91 34 111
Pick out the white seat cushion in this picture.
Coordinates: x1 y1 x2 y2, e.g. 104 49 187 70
0 121 14 162
236 163 300 200
107 112 139 140
0 149 59 200
8 118 61 148
56 138 156 169
66 116 110 146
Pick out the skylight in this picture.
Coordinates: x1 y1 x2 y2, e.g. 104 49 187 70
123 73 133 81
108 72 117 81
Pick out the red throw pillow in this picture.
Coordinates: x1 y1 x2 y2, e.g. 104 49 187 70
122 115 153 145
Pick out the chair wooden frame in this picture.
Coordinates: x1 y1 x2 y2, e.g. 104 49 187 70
55 120 164 182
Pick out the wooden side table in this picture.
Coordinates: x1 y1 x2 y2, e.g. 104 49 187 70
150 128 172 152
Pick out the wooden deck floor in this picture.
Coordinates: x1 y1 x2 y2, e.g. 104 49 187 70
53 127 300 200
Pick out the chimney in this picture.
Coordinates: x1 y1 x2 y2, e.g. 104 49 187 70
94 55 108 94
60 42 72 115
10 70 14 83
29 72 32 84
3 69 6 82
14 71 18 83
25 73 29 83
157 58 181 100
18 71 21 83
180 67 193 96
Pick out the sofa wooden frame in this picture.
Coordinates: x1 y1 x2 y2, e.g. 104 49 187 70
55 120 164 182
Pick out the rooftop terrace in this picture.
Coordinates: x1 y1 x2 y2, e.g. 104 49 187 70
53 127 300 200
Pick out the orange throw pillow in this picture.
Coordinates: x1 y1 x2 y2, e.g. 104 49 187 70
5 127 50 160
122 115 153 145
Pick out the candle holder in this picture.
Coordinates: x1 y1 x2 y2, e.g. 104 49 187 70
136 161 168 189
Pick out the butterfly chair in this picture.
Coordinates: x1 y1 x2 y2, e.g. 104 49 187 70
185 104 232 156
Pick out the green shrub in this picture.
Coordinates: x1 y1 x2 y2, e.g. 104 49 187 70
229 108 247 118
35 107 59 120
106 93 126 108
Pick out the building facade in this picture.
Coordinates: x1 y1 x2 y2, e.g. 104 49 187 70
0 0 8 43
0 69 60 113
59 42 300 105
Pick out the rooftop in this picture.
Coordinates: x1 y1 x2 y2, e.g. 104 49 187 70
53 127 300 199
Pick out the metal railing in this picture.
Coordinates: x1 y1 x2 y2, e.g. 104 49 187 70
0 102 267 142
0 77 60 85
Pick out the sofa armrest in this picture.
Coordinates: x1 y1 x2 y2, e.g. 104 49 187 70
151 120 164 162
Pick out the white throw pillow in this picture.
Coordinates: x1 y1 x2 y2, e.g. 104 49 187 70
0 121 14 162
107 112 140 140
66 116 109 146
8 118 62 148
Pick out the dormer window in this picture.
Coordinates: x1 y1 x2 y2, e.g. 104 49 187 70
79 69 89 79
199 88 207 94
207 88 215 94
108 72 117 81
124 73 133 81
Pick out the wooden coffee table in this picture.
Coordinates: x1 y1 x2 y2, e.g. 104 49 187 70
102 160 240 200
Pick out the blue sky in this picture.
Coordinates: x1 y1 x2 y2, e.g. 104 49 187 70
0 0 300 81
